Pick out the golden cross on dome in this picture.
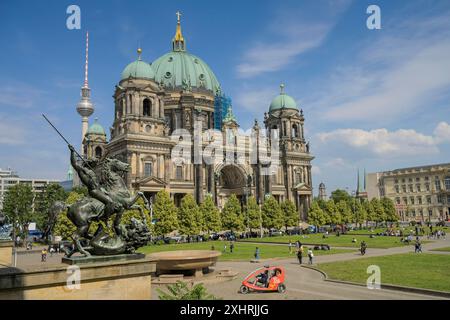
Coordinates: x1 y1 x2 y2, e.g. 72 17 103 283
176 11 182 23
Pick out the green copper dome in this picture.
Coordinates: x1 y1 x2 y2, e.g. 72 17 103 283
121 51 155 80
87 119 106 135
269 84 298 112
152 51 220 93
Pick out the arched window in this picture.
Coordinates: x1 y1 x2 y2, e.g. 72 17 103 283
143 98 152 117
176 166 183 180
292 124 299 138
144 162 152 177
128 94 133 114
95 146 102 158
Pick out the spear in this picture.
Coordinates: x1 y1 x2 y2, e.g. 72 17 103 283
42 114 93 169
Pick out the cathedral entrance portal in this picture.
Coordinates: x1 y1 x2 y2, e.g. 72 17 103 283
216 164 248 209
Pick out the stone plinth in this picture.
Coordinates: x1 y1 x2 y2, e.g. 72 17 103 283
0 241 13 267
0 256 156 300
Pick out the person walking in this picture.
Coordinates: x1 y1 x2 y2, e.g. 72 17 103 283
230 241 234 253
307 248 314 265
223 243 227 252
296 245 304 264
41 248 47 262
254 247 260 260
288 241 293 254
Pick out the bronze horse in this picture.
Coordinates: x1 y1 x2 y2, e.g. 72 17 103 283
66 148 149 257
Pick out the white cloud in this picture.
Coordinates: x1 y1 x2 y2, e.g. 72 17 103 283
304 11 450 124
317 122 450 157
434 121 450 144
234 86 276 113
325 157 350 168
236 1 351 78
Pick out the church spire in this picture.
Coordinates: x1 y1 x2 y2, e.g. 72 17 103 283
172 11 186 51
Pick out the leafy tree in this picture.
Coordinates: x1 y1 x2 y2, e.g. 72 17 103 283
3 183 36 245
221 194 244 233
370 198 385 227
337 200 352 225
381 197 398 225
153 190 178 236
246 196 261 234
200 195 221 235
34 183 67 238
307 201 327 227
178 194 201 236
157 281 219 300
261 196 283 230
330 189 351 204
323 199 337 225
364 200 376 227
281 199 298 231
53 190 83 240
353 199 367 228
122 197 152 229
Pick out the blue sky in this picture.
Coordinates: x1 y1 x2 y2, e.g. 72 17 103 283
0 0 449 196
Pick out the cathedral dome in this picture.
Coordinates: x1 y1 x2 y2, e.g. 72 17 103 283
269 84 298 112
87 118 106 135
151 13 220 94
152 51 220 93
121 49 155 80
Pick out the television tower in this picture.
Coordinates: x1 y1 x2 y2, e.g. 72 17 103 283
76 31 94 156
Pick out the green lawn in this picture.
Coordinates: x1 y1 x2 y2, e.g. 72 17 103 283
317 253 450 292
138 241 354 261
430 247 450 252
240 233 424 249
347 226 449 236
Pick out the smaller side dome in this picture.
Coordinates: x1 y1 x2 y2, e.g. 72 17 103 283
121 48 155 80
269 84 298 112
87 118 106 135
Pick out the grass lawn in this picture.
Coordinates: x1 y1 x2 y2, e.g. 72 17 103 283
240 233 424 249
347 226 449 235
430 247 450 252
317 253 450 292
137 241 354 261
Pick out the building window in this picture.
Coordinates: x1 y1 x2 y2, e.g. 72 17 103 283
143 98 152 116
409 184 414 192
425 176 429 181
408 178 413 183
425 183 430 192
410 197 415 205
403 197 408 204
416 177 420 182
402 185 407 193
394 179 398 184
95 146 102 158
396 197 400 205
445 176 450 191
292 124 299 138
437 194 443 204
426 196 431 204
447 195 450 204
435 179 441 191
176 166 183 180
417 196 422 205
395 185 399 193
144 162 152 177
416 184 421 192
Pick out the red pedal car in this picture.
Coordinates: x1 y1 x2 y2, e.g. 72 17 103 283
239 266 286 294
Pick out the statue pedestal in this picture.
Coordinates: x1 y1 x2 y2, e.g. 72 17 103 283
62 252 145 265
0 256 156 300
0 241 13 267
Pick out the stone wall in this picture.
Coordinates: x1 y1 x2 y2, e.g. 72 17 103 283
0 256 156 300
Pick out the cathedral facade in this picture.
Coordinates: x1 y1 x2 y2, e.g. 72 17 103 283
86 14 314 220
